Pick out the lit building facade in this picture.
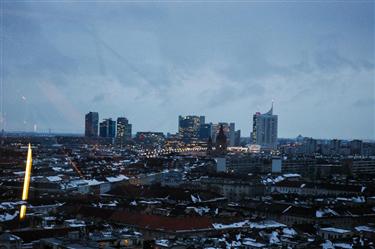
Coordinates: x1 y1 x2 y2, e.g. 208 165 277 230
251 103 278 148
135 132 165 147
85 112 99 137
116 117 132 143
178 115 205 143
99 118 116 138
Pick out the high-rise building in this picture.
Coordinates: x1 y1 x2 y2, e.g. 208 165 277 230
99 118 116 138
199 123 213 140
116 117 132 144
85 112 99 137
211 123 219 143
251 103 278 148
229 123 235 146
178 115 205 143
234 130 241 146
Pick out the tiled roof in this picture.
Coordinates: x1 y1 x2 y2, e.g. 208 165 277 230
110 211 213 232
109 184 221 201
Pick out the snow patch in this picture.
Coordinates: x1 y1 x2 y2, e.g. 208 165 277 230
0 211 19 222
106 174 129 183
282 227 297 236
46 176 62 182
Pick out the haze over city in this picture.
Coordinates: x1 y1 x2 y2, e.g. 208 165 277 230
2 2 375 248
1 1 374 139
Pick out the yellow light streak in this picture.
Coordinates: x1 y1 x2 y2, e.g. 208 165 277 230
20 205 26 219
20 143 32 220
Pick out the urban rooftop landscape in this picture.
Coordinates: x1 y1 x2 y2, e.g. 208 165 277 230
0 1 374 249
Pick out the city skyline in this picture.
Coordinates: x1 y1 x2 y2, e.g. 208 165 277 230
1 2 374 139
2 109 375 142
2 2 375 248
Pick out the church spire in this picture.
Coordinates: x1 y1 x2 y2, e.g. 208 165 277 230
215 125 227 155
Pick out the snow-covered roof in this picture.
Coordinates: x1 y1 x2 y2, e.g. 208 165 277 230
355 225 375 233
282 227 297 237
106 174 129 183
46 176 62 182
212 220 248 230
320 227 351 234
139 200 161 205
155 239 169 247
283 173 301 178
334 243 353 249
64 219 86 228
316 208 339 218
249 220 286 229
242 238 266 248
0 211 19 222
0 233 22 241
269 231 280 244
186 206 210 216
191 194 201 203
0 201 25 209
68 179 104 188
212 220 286 230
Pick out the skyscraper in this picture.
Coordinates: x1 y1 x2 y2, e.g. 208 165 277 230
229 122 235 146
99 118 116 138
85 112 99 137
234 130 241 146
116 117 132 144
199 123 213 140
178 115 205 143
251 103 278 148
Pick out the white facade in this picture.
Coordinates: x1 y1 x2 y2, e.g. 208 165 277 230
215 157 227 172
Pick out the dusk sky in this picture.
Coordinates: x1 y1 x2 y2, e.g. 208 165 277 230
1 1 374 139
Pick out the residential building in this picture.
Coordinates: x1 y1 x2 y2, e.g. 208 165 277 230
85 112 99 137
350 139 363 155
116 117 132 144
99 118 116 138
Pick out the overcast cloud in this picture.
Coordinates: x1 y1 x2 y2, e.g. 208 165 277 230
1 1 374 139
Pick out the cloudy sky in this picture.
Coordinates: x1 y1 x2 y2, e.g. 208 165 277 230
1 1 374 139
